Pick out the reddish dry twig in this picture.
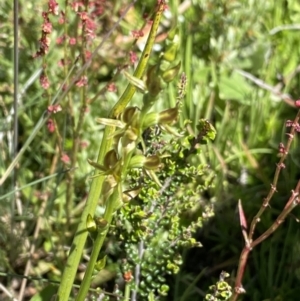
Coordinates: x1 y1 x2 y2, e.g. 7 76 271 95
231 108 300 301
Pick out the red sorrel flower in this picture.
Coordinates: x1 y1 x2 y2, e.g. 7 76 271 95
131 29 144 39
107 83 117 92
129 51 138 64
61 153 71 164
75 76 88 87
40 73 50 89
47 119 55 133
69 37 77 45
48 0 59 15
47 104 62 114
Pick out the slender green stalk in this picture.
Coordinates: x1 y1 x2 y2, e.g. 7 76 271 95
183 34 192 122
124 282 131 300
75 190 118 301
56 3 165 300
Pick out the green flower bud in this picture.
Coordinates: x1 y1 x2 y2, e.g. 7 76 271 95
101 175 117 201
144 155 161 170
142 112 159 129
162 28 180 62
123 127 138 143
95 255 107 271
158 284 169 296
167 26 178 41
129 155 160 170
122 187 141 203
103 149 118 170
163 43 179 62
158 107 178 124
122 106 140 124
95 217 108 229
146 65 162 96
161 61 181 83
121 127 139 155
86 214 97 233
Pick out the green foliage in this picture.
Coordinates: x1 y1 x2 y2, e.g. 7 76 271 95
109 122 215 299
2 0 300 301
77 14 216 298
29 285 57 301
171 0 300 300
205 271 232 301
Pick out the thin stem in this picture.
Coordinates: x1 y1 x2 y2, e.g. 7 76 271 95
110 2 165 118
251 182 300 249
75 190 118 301
0 283 18 301
63 0 74 225
131 241 145 301
12 0 19 278
248 110 300 240
231 247 250 301
18 197 47 301
66 0 89 226
124 282 131 301
232 182 300 301
231 107 300 301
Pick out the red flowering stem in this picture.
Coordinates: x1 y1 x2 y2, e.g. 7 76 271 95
248 109 300 240
251 185 300 249
231 109 300 301
0 1 132 187
232 182 300 301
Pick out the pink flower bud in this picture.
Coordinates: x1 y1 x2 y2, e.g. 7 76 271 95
42 21 52 33
69 37 76 45
75 76 88 87
48 0 59 15
47 104 62 114
40 73 50 89
61 153 70 164
47 119 55 133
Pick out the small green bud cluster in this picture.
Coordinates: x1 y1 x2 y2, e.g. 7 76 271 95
111 124 216 299
205 271 232 301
